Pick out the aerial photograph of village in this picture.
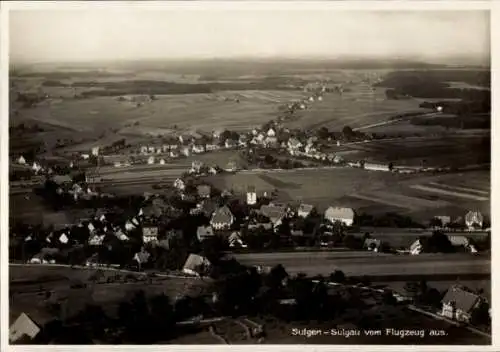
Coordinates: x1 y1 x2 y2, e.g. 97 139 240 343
7 6 491 346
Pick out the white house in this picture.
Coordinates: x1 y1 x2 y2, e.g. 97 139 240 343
364 162 391 172
180 146 191 157
192 144 205 154
115 228 129 241
247 186 257 205
147 156 155 165
159 159 166 165
91 147 100 156
267 128 276 137
9 313 45 343
324 207 355 226
58 233 69 244
182 254 211 276
148 146 155 154
210 205 235 230
140 146 148 155
197 226 215 242
32 162 42 173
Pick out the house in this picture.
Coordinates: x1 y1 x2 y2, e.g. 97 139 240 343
192 144 205 154
238 134 249 147
115 228 129 241
17 155 27 165
190 160 204 174
173 178 186 190
148 146 155 154
287 138 303 155
32 161 42 173
440 285 483 323
9 312 51 343
264 136 278 147
88 233 105 246
208 166 218 175
205 143 219 152
225 161 238 172
364 238 382 252
297 203 315 218
364 162 391 172
210 205 235 230
434 216 451 227
81 153 90 160
180 146 191 157
125 217 140 232
324 207 355 226
159 158 166 165
267 128 276 137
197 184 211 198
260 204 287 227
197 226 215 242
225 139 237 149
465 211 483 230
53 174 72 185
91 146 100 156
409 239 423 255
142 226 158 243
147 156 155 165
169 151 179 158
182 254 211 276
133 250 151 268
228 232 247 248
247 186 257 205
140 146 149 154
58 232 69 245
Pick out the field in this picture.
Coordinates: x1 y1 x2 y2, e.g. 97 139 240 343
206 168 490 221
9 265 208 325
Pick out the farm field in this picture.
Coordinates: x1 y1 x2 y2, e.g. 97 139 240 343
232 251 490 277
206 168 490 221
9 265 208 325
345 135 489 168
284 85 425 131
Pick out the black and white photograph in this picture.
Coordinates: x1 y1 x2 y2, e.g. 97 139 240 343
2 1 494 347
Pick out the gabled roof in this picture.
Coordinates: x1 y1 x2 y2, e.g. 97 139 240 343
9 312 48 343
447 235 470 247
197 184 211 197
197 226 215 240
298 203 314 213
183 254 211 273
260 204 286 223
441 285 482 313
210 205 234 225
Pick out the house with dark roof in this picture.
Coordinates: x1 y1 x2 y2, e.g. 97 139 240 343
324 207 355 226
440 285 483 323
260 204 287 227
210 206 235 230
142 226 158 244
297 203 315 218
363 238 382 252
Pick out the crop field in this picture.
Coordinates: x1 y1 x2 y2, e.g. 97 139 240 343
284 84 423 131
232 251 490 277
345 135 489 167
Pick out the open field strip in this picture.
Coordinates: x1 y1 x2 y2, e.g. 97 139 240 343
409 185 489 202
426 182 489 196
350 191 450 211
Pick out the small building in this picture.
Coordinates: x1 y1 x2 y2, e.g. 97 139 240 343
140 146 149 155
409 239 423 255
182 254 211 276
297 203 315 218
247 186 257 205
363 238 382 252
17 155 27 165
324 207 355 227
267 128 276 137
264 136 278 147
142 226 158 243
180 146 191 157
197 226 215 242
434 216 452 228
225 139 237 149
210 205 235 230
9 312 50 343
228 232 247 248
465 211 483 230
147 156 155 165
197 184 211 198
88 234 105 246
192 144 205 154
364 162 391 172
440 285 483 323
173 178 186 191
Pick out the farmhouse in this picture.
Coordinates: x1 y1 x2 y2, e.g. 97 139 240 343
197 226 215 242
324 207 355 227
183 254 211 276
297 203 315 218
465 211 483 230
210 205 235 230
440 285 483 323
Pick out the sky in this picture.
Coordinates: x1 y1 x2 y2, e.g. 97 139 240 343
9 9 490 64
